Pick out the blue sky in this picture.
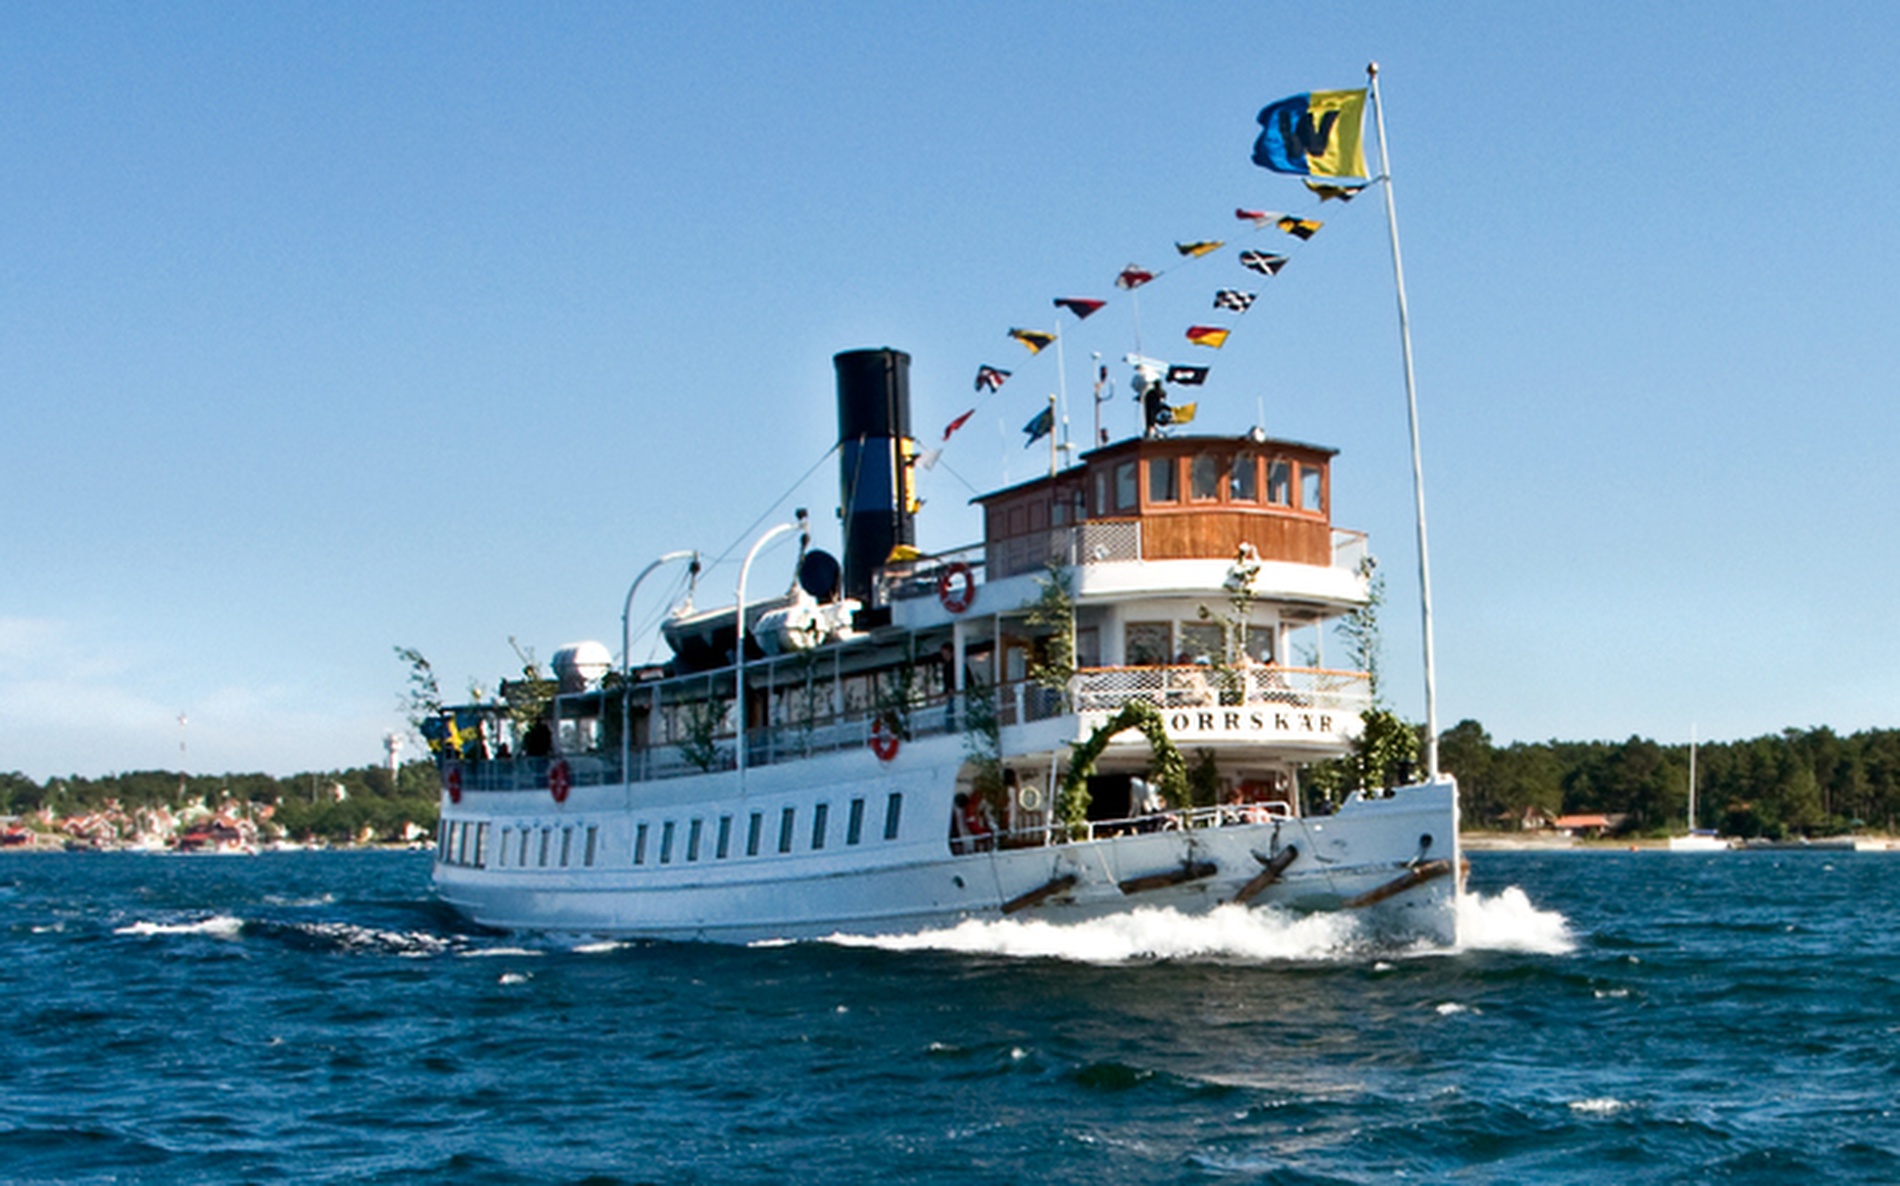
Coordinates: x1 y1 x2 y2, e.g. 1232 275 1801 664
4 1 1897 779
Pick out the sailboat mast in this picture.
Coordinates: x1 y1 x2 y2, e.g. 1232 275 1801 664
1367 61 1441 781
1688 726 1699 831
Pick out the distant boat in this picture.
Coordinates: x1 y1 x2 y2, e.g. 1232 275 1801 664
1668 729 1729 852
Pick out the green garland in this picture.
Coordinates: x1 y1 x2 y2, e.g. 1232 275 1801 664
1058 699 1188 833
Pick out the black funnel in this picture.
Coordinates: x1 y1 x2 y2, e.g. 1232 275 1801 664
834 348 915 605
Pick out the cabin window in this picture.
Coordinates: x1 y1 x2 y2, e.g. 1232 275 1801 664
778 806 796 854
1075 626 1101 669
811 803 829 850
435 820 447 859
1115 462 1138 510
497 827 511 867
1267 459 1292 506
538 827 552 867
473 823 488 868
659 820 675 864
1148 456 1179 503
1230 455 1258 501
884 792 904 840
634 822 649 865
1125 622 1171 666
717 815 733 859
1179 623 1223 665
747 811 763 857
1242 627 1274 664
559 826 573 868
584 825 598 867
847 798 866 845
519 828 531 866
687 818 703 862
1300 464 1325 514
1190 454 1220 501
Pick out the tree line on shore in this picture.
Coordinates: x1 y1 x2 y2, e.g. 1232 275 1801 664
1436 721 1900 838
0 763 442 844
4 719 1894 843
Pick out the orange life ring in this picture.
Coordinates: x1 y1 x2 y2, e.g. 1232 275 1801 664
548 758 572 804
937 562 976 614
445 763 463 805
869 718 900 762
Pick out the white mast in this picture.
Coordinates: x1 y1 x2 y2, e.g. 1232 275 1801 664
1367 61 1441 780
1688 724 1699 831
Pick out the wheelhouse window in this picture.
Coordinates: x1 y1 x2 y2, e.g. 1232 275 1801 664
1190 454 1219 501
1148 456 1179 503
1230 455 1258 501
1115 461 1138 511
1267 459 1292 506
1300 464 1325 514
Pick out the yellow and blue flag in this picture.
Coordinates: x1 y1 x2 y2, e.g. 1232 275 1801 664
1251 90 1368 180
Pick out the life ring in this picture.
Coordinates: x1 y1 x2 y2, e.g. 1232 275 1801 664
445 763 463 805
548 759 572 804
1017 784 1043 812
937 562 976 614
869 718 900 762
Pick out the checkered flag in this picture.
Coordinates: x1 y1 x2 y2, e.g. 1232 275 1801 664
1213 289 1256 313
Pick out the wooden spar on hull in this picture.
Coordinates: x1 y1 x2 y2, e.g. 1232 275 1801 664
1117 860 1219 896
1230 844 1300 905
1342 858 1452 909
1001 873 1078 915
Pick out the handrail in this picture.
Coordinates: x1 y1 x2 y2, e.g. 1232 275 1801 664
449 664 1370 791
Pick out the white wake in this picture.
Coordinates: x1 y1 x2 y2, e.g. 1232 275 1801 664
821 886 1573 965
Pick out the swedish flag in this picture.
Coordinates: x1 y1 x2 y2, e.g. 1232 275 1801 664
1251 90 1368 180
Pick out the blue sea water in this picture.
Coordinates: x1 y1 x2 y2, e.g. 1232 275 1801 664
3 849 1898 1185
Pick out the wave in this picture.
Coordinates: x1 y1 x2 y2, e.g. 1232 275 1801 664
822 885 1574 965
113 915 245 939
825 904 1378 964
1454 886 1576 955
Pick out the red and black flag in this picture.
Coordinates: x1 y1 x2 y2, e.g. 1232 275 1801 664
973 365 1010 393
1054 297 1106 319
1115 264 1156 290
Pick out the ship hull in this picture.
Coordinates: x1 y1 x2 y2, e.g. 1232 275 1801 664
432 764 1458 946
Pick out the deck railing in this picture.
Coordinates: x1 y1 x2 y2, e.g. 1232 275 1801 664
449 664 1365 793
1071 664 1371 715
